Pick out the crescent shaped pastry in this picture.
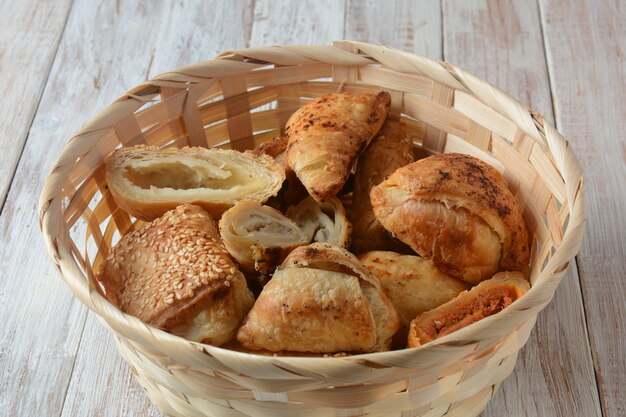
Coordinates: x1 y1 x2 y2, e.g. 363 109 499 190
358 251 467 335
286 196 352 248
370 153 530 284
351 120 414 253
218 200 308 276
285 91 391 202
407 271 529 347
105 145 285 220
96 204 254 345
236 243 400 353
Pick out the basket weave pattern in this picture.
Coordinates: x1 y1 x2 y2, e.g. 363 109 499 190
39 41 586 417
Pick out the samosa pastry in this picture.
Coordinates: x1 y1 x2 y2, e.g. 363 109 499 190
352 120 414 253
286 196 352 248
358 251 467 331
237 243 400 353
96 204 254 345
407 271 529 347
371 153 530 284
218 200 308 276
285 91 391 202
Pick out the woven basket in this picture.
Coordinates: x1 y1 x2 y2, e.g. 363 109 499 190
39 41 586 417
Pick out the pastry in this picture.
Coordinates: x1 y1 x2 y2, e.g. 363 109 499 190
286 196 352 248
250 135 289 166
407 271 529 347
351 120 414 253
105 145 285 220
218 200 308 277
236 243 400 353
285 91 391 202
251 136 308 207
358 251 467 338
370 153 530 284
96 204 254 345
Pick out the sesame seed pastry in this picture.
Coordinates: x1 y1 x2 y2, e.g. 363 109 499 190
286 196 352 249
285 91 391 203
96 204 254 345
370 153 531 284
407 271 530 348
218 200 309 278
351 119 415 253
236 243 400 353
105 145 285 221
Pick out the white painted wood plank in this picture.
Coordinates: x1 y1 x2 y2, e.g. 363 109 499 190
443 2 603 416
441 1 603 416
250 0 345 46
55 1 255 416
346 0 442 59
146 1 255 76
540 0 626 415
60 314 162 417
0 0 72 206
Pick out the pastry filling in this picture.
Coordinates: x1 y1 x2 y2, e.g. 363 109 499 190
422 287 516 340
122 156 262 193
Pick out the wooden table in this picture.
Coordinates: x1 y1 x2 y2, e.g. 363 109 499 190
1 1 623 416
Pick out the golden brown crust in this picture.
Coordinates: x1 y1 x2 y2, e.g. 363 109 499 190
407 271 529 347
351 120 414 253
252 136 309 208
236 243 399 353
96 204 254 345
105 145 285 221
358 251 467 328
250 136 289 161
285 91 391 202
371 153 530 283
218 200 308 277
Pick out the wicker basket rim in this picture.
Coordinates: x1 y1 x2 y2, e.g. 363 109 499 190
38 41 587 365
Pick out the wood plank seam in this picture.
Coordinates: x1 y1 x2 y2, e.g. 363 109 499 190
536 1 606 414
572 255 606 416
57 311 89 417
534 0 559 135
0 0 75 215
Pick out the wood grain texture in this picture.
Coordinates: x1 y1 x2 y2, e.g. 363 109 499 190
346 0 442 59
540 0 626 415
251 0 345 45
0 0 72 207
60 315 161 417
443 2 603 416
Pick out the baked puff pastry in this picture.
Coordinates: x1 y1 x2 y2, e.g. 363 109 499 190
106 145 285 220
358 251 467 334
251 136 308 208
285 91 391 202
370 153 530 284
218 200 308 277
407 271 529 347
286 196 352 248
96 204 254 345
351 120 414 253
236 243 400 353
